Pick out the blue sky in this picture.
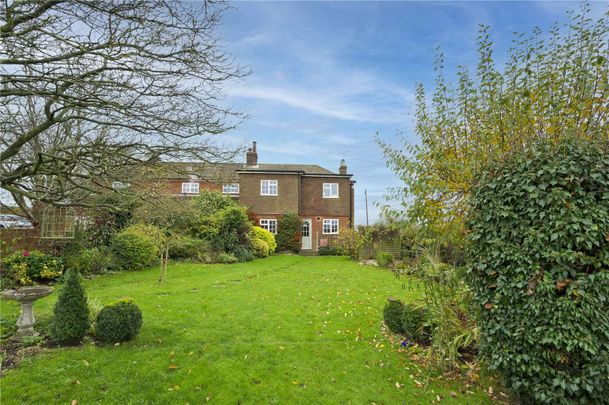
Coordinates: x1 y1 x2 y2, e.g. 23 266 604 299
217 1 607 225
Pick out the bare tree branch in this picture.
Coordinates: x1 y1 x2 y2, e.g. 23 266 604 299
1 0 247 219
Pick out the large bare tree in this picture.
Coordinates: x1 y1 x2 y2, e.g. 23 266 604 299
1 0 244 222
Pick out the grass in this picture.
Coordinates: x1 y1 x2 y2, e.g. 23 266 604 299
0 256 492 404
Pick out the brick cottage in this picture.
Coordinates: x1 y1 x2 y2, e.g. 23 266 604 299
153 142 355 253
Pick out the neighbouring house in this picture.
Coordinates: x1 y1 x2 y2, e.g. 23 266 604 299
150 142 355 253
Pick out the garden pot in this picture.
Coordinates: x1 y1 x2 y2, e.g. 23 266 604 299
1 286 53 341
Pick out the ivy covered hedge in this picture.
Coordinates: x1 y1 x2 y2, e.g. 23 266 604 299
467 139 609 403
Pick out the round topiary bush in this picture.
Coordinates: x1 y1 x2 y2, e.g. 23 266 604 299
467 139 609 403
251 226 277 253
383 299 405 334
94 299 142 343
250 238 270 258
50 269 89 344
110 227 158 271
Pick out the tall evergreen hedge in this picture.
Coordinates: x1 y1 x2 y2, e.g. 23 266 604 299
467 139 609 403
50 269 90 344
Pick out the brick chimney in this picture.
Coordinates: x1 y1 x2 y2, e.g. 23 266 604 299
246 141 258 166
339 159 347 175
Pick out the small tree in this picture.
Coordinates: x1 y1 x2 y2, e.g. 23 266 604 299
134 196 199 282
378 6 609 233
276 214 302 252
50 269 89 344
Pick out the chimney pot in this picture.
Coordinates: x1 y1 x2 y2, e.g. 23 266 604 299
339 159 347 175
246 141 258 166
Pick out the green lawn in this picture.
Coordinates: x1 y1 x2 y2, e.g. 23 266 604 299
1 256 491 404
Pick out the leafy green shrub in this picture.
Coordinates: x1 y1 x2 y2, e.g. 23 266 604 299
65 247 113 274
208 206 251 254
336 227 361 259
376 252 394 267
168 237 210 262
276 213 301 252
318 247 339 256
1 249 63 287
468 139 609 403
49 269 89 344
94 298 142 344
233 246 254 262
217 252 238 264
110 226 159 271
194 189 239 215
250 226 277 253
250 238 269 258
400 303 432 345
167 236 197 259
383 300 404 334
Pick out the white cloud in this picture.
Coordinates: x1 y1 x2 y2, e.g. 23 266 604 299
227 85 406 124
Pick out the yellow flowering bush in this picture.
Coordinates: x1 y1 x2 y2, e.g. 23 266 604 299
1 250 64 288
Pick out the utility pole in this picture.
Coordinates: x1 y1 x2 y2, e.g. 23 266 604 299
364 189 369 226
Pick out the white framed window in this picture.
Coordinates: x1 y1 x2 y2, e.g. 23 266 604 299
323 183 339 198
323 219 339 234
260 180 278 196
222 183 240 195
260 219 277 234
181 182 200 194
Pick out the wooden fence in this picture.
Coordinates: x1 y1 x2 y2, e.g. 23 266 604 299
360 238 402 259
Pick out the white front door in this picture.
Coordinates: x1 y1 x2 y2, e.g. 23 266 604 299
301 219 312 250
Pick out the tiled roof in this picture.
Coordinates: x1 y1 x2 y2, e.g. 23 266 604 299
240 164 335 175
160 162 242 182
159 162 339 181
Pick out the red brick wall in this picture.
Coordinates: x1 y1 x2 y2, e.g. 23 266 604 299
307 215 350 251
1 227 39 253
301 177 352 217
238 173 300 215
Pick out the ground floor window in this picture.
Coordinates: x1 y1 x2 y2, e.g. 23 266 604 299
260 219 277 234
322 219 339 234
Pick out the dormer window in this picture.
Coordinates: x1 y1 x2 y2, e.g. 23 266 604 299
261 180 278 196
222 183 240 195
323 183 339 198
181 182 199 194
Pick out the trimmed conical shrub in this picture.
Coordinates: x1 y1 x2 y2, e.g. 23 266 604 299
50 269 89 344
